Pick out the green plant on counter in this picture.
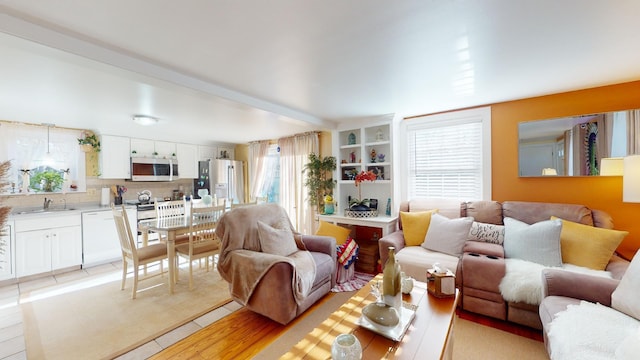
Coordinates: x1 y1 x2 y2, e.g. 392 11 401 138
77 133 101 152
30 169 64 192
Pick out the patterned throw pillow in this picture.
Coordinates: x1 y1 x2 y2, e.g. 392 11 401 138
467 221 505 245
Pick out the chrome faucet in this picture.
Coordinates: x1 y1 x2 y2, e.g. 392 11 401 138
44 197 53 210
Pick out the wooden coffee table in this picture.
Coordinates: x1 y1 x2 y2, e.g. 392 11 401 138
281 274 459 359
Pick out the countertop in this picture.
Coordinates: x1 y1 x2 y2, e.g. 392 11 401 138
8 203 136 220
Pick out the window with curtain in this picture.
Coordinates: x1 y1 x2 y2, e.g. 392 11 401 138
400 107 492 202
0 122 86 195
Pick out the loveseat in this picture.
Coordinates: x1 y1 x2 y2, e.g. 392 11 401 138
379 199 630 329
539 253 640 359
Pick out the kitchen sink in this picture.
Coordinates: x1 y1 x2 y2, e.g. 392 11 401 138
16 208 77 214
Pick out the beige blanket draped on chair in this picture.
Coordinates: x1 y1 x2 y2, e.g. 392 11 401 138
215 204 316 305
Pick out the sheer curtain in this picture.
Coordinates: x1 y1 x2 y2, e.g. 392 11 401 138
628 109 640 155
248 140 271 202
278 132 318 234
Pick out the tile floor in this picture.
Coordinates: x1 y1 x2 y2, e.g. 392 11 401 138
0 261 241 360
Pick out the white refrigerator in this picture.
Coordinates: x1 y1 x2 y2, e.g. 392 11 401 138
194 159 245 205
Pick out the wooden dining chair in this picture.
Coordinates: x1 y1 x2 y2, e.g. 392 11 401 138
175 204 226 289
154 200 189 244
112 204 168 299
230 200 258 209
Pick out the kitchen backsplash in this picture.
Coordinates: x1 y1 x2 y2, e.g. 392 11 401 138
1 176 194 209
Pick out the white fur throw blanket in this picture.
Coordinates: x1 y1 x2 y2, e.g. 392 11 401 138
499 258 613 305
548 301 640 360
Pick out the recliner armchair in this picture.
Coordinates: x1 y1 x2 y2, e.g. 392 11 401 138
216 203 336 324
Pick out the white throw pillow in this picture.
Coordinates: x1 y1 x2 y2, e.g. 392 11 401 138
257 220 298 257
612 251 640 321
421 213 474 257
503 217 563 267
467 221 505 245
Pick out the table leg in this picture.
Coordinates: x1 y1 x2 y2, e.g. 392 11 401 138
167 231 176 294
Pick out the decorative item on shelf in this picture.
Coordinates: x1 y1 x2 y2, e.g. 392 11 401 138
331 333 362 360
349 151 356 163
323 194 335 215
386 197 391 216
370 148 377 163
77 132 101 152
376 128 384 142
383 246 402 311
346 170 378 218
20 169 30 194
367 166 384 180
377 153 385 162
348 132 356 145
131 150 137 155
152 151 159 158
426 263 456 298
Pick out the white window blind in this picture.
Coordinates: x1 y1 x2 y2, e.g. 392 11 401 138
402 107 491 201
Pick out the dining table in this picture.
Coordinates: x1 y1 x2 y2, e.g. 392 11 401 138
138 215 210 294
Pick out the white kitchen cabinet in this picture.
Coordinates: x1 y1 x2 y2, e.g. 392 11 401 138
198 145 217 161
82 207 136 266
131 138 176 158
0 222 15 281
154 141 176 158
129 138 155 157
100 135 131 179
176 143 198 179
15 214 82 277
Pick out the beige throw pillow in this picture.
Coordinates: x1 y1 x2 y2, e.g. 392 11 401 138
257 220 298 257
421 213 474 257
612 251 640 321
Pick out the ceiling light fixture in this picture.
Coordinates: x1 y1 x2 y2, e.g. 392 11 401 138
132 115 159 126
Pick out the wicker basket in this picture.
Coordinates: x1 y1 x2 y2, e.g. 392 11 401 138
345 209 378 218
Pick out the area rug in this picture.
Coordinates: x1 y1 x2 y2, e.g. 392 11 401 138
20 266 231 360
331 271 374 292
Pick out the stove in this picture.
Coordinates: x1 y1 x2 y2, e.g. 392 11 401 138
125 200 164 220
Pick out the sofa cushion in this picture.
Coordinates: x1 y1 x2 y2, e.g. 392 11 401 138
612 251 640 320
462 201 503 225
400 210 437 246
257 220 298 257
422 213 473 257
467 221 505 245
396 246 459 282
503 201 593 226
503 217 563 267
552 216 627 271
315 220 351 245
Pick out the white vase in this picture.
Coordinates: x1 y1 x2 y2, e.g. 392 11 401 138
331 333 362 360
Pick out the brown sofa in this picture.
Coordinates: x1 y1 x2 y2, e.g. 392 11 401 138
379 199 630 329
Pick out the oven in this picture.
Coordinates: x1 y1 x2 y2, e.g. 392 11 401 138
126 200 162 243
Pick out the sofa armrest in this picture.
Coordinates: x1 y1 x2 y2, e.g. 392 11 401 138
541 269 619 307
300 234 336 258
463 241 504 258
379 230 406 266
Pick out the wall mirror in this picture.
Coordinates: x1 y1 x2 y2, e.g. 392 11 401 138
518 109 639 177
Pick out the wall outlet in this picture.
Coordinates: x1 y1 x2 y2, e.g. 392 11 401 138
87 188 97 196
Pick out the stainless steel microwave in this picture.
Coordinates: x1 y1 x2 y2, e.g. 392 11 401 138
130 157 179 181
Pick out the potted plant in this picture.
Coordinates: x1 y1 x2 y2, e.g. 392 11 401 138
349 170 377 210
30 169 64 192
77 133 101 152
303 153 336 213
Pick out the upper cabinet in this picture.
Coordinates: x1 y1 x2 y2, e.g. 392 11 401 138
198 145 217 161
334 120 393 216
99 135 131 179
176 143 198 179
130 138 176 158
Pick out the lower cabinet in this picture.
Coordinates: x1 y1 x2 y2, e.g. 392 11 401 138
0 222 15 281
15 215 82 278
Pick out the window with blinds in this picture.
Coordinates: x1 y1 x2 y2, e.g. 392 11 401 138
401 107 492 201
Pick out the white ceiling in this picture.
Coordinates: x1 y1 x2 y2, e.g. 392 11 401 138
1 1 640 145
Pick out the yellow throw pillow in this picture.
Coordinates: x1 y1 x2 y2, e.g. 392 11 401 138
400 210 438 246
551 216 628 270
315 220 351 245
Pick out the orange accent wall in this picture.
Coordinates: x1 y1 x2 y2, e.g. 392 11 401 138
491 80 640 260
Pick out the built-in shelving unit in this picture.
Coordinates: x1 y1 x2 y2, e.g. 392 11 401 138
333 118 393 216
